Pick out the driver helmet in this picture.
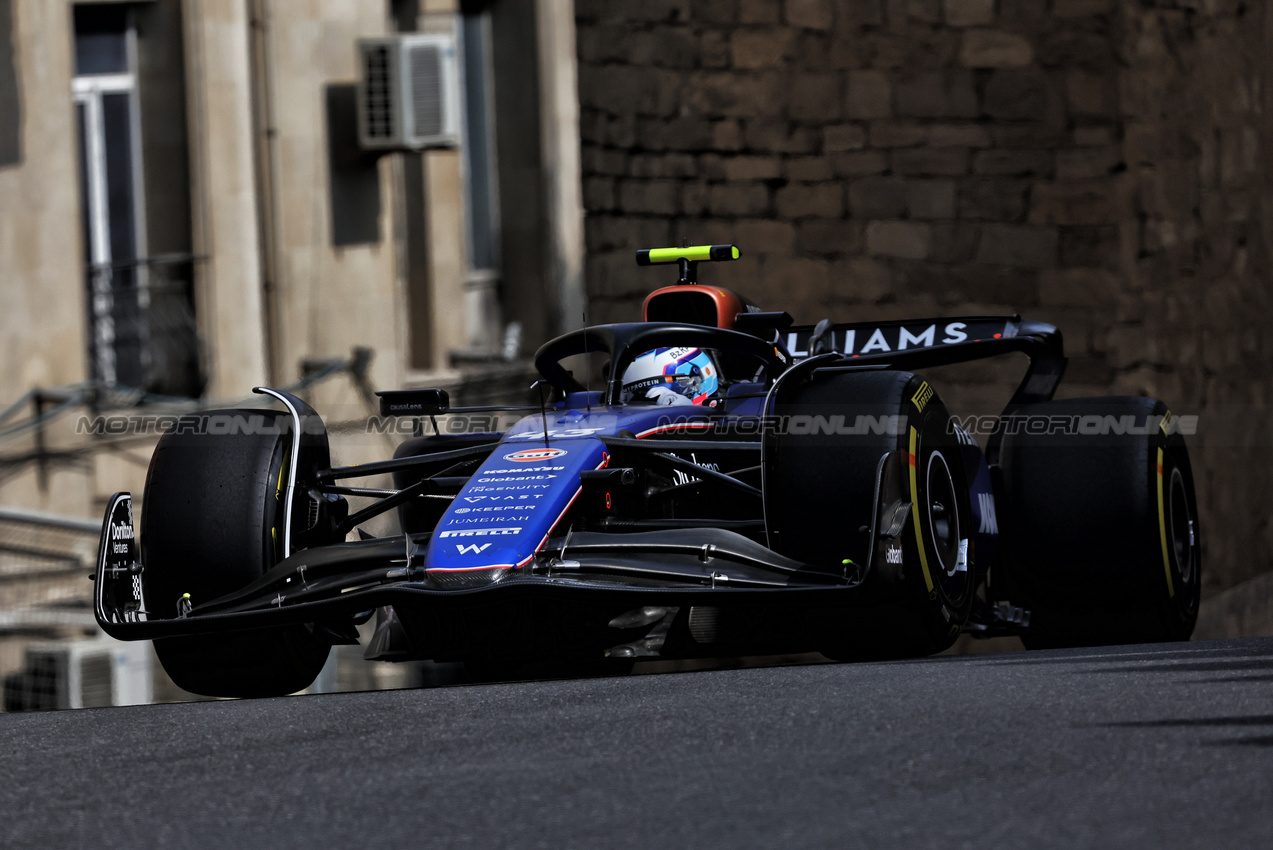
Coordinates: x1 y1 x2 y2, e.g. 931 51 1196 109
621 347 721 406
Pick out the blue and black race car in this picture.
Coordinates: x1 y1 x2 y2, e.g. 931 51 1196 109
95 245 1202 697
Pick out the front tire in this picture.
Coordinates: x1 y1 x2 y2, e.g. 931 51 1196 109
142 409 331 698
766 370 975 659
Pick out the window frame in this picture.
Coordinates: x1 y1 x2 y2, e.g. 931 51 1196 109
72 10 149 388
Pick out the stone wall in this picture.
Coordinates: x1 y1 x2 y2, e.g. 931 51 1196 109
1113 1 1273 593
575 0 1273 596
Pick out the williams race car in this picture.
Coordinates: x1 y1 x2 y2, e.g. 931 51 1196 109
94 244 1201 697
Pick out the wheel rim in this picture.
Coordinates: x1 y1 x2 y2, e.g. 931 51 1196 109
925 451 960 577
1167 466 1195 586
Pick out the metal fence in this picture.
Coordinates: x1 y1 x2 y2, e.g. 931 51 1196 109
0 506 104 712
0 506 98 628
86 254 206 399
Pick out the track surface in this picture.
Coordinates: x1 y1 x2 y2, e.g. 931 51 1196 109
1 638 1271 848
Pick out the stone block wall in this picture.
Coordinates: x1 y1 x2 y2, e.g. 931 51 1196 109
575 0 1273 595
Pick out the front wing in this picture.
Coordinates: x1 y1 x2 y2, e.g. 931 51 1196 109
94 493 914 662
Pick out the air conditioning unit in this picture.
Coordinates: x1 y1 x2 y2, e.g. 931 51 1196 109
357 34 461 151
3 638 152 711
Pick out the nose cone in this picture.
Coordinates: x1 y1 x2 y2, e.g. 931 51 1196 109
425 438 611 577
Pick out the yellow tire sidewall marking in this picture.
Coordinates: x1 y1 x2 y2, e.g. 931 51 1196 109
1156 446 1175 598
909 426 936 598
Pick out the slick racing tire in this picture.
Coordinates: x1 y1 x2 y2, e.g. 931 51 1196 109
998 396 1201 648
142 409 330 698
766 370 975 659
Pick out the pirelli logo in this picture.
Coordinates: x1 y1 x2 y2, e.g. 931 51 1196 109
438 528 521 538
911 382 934 413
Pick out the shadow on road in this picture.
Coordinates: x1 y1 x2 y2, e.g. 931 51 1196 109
1098 712 1273 748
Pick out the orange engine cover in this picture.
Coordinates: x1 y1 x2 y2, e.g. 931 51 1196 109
642 286 752 330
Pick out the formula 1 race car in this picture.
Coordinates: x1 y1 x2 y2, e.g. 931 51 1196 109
94 245 1202 697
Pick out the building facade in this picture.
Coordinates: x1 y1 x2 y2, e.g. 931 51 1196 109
0 0 585 518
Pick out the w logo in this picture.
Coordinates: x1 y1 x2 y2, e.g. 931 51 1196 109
456 543 492 555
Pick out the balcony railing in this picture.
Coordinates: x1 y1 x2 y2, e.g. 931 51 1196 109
86 254 206 398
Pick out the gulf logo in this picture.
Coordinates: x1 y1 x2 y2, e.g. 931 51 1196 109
504 447 568 463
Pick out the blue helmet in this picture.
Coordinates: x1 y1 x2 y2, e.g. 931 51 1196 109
621 347 720 405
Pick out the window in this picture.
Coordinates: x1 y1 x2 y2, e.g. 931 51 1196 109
460 4 500 278
73 5 144 389
73 4 201 397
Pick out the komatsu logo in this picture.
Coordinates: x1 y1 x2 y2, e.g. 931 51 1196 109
482 466 565 475
504 448 567 462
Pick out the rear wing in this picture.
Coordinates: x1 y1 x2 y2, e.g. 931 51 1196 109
782 315 1066 407
630 244 1066 407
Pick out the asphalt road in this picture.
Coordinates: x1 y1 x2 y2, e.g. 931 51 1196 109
1 638 1270 848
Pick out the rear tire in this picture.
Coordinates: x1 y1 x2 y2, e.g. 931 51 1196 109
998 397 1201 648
142 409 330 698
766 371 975 659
